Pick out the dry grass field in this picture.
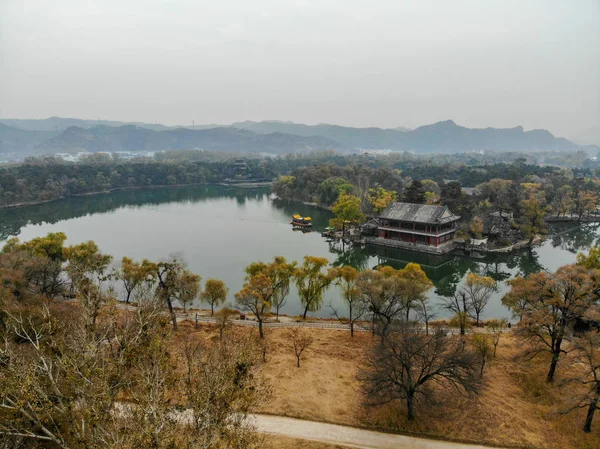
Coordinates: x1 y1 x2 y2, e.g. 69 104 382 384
174 320 600 449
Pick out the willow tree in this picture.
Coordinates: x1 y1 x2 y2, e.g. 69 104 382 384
235 273 273 338
503 265 600 382
397 263 433 321
294 256 333 320
245 256 296 320
201 278 229 315
330 265 366 336
116 256 156 303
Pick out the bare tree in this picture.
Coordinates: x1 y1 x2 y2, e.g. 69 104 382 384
214 307 238 339
470 334 493 378
362 322 481 420
290 328 313 368
565 330 600 433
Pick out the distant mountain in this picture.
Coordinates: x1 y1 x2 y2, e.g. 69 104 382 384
0 117 177 132
570 126 600 147
1 116 594 156
233 119 590 153
0 123 58 154
231 120 411 149
400 120 585 152
34 125 340 154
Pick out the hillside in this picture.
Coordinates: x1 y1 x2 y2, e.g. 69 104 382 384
0 123 58 154
231 120 411 149
0 116 177 132
233 119 589 153
34 125 341 154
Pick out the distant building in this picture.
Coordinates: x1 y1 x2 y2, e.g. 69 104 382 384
375 202 461 251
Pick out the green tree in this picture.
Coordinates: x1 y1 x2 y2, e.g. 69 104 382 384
294 256 333 320
404 180 426 204
330 193 365 235
200 278 229 315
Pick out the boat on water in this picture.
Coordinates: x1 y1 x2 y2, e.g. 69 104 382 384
290 214 312 228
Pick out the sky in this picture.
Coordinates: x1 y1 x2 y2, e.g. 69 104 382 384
1 0 598 137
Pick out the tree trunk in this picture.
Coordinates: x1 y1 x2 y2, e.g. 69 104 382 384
583 385 599 432
480 359 486 378
211 303 214 316
546 347 561 382
167 297 177 330
125 289 132 304
258 319 264 339
406 393 416 420
350 321 354 337
302 302 309 320
297 355 300 368
406 305 410 321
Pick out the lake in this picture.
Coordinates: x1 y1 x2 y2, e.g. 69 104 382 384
1 185 598 321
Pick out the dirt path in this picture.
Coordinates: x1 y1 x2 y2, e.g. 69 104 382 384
252 414 498 449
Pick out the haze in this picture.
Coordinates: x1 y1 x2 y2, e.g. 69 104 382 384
1 0 598 137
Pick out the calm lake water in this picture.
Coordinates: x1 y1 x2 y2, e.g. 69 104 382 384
1 185 599 321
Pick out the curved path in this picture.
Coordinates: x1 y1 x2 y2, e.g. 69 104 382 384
252 414 498 449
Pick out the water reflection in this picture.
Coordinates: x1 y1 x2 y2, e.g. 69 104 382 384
1 185 598 319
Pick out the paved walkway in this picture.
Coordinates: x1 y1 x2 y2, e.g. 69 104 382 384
252 414 499 449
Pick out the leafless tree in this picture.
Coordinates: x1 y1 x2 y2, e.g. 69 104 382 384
290 328 313 368
361 322 481 420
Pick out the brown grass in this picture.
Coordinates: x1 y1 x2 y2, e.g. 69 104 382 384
173 321 600 449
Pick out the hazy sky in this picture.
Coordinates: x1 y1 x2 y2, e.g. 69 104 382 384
1 0 598 136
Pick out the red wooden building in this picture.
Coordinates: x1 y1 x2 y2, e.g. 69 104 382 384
377 202 460 247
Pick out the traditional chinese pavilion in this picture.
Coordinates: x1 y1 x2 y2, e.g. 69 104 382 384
377 202 461 248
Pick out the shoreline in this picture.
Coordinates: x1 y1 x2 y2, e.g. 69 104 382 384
0 181 272 210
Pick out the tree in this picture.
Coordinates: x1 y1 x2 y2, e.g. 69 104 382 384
404 180 426 204
396 263 433 321
2 232 69 299
367 187 397 213
577 245 600 270
552 185 574 218
362 323 481 420
575 190 598 221
461 272 497 327
485 318 507 357
201 278 229 315
470 217 484 239
503 265 600 382
245 256 296 321
181 335 264 448
443 290 472 336
358 266 405 342
294 256 333 320
519 183 548 246
116 256 156 303
65 240 113 287
470 334 493 378
330 193 364 235
330 265 366 336
214 307 238 338
568 330 600 432
317 177 354 205
155 256 201 329
235 273 273 339
416 296 436 335
290 328 313 368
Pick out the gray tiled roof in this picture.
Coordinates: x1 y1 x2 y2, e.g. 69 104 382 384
379 202 460 224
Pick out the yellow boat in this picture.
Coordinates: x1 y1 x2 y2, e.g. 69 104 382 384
291 214 312 228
